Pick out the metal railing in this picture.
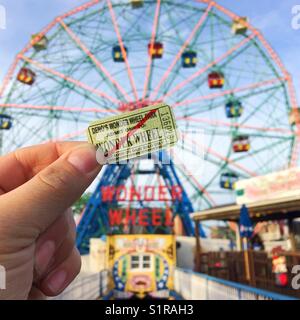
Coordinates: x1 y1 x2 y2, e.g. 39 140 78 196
174 268 298 300
195 250 300 298
51 269 110 300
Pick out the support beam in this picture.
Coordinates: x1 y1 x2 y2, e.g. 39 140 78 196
194 221 202 272
288 218 297 252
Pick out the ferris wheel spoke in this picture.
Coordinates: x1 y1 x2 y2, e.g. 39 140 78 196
12 116 54 148
158 10 215 101
188 129 291 141
106 0 138 101
0 0 297 211
19 55 120 106
203 144 256 177
240 87 285 126
59 0 100 21
177 117 294 136
212 1 289 79
173 77 285 108
251 141 292 174
58 18 131 102
201 162 230 198
158 33 255 101
150 2 213 100
0 58 21 98
45 129 86 143
0 0 101 99
182 132 257 177
0 19 59 97
142 0 162 100
233 138 291 164
0 103 117 115
173 153 216 207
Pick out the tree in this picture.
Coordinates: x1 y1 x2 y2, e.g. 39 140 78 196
72 193 92 216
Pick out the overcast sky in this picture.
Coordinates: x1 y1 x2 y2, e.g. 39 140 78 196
0 0 299 101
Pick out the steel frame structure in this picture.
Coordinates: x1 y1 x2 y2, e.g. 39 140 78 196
76 152 204 254
0 0 298 252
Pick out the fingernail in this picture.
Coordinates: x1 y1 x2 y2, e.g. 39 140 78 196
96 148 109 165
47 270 67 293
36 241 55 274
68 144 100 175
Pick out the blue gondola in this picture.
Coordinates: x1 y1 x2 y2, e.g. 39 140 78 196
220 172 239 190
225 100 243 118
113 45 128 62
0 115 13 130
182 51 197 68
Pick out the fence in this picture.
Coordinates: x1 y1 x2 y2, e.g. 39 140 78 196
174 268 297 300
195 251 300 298
51 269 110 300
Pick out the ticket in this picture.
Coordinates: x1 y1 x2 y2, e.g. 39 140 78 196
87 103 178 163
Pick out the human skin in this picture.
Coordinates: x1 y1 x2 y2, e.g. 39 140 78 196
0 142 102 300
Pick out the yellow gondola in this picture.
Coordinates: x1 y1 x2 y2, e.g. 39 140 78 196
131 0 144 9
31 34 48 51
232 17 248 35
289 108 300 126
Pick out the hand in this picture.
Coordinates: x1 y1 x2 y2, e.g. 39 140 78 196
0 142 102 300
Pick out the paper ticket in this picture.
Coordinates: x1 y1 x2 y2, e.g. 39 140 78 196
87 103 178 163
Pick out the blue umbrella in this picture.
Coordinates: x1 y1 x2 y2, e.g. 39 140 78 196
239 204 253 239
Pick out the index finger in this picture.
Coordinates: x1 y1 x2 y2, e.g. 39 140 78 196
0 141 87 194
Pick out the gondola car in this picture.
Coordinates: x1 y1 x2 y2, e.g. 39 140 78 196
208 71 224 89
148 42 163 59
113 45 128 62
131 0 144 9
225 100 243 118
232 135 250 153
232 17 248 35
17 68 36 85
289 108 300 126
31 34 48 51
220 172 239 190
0 115 13 130
182 51 197 68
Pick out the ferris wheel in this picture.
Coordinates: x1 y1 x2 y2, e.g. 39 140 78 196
0 0 299 214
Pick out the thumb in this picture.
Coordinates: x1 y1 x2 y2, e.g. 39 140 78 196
0 144 102 236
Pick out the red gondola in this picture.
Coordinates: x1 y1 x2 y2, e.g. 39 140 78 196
208 71 224 89
17 68 36 85
148 42 163 59
232 135 250 153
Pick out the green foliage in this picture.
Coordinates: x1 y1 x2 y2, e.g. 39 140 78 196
72 193 92 216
